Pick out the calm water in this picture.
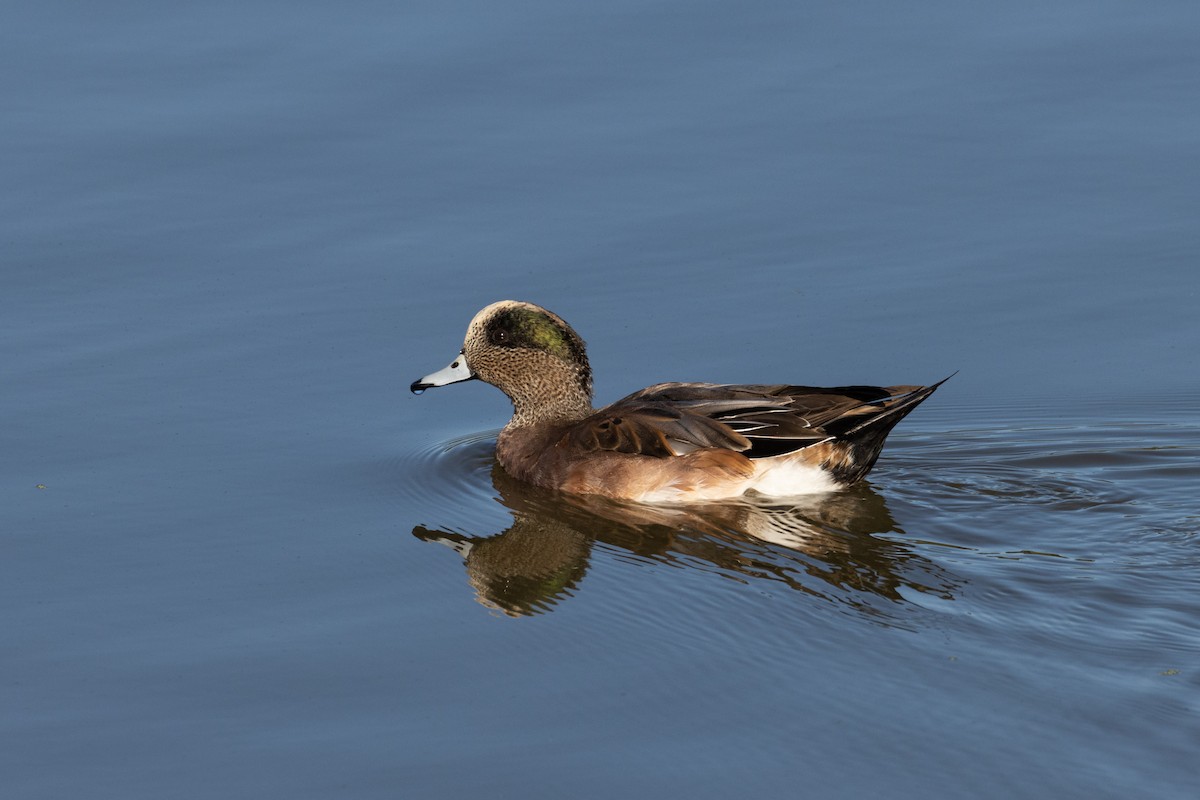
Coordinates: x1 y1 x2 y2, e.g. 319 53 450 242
4 2 1199 798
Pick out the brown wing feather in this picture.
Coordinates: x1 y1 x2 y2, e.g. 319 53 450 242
562 403 751 458
564 377 949 462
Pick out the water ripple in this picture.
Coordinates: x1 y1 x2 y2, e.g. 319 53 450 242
400 417 1200 629
391 429 501 531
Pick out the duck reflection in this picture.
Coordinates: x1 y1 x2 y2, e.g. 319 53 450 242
414 464 958 617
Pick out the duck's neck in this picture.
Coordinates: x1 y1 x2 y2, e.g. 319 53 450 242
491 353 594 436
493 368 591 486
506 384 593 429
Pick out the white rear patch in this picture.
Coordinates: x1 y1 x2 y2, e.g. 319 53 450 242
746 460 839 497
636 456 840 503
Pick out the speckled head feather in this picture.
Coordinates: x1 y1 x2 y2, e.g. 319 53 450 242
461 301 594 426
478 303 591 395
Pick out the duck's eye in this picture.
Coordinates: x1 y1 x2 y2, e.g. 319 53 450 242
491 328 510 345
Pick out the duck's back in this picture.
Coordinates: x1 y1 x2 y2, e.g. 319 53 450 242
498 378 949 502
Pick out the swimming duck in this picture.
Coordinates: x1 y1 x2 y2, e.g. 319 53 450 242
412 301 948 503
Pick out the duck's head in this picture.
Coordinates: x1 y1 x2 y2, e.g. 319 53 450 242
411 301 593 420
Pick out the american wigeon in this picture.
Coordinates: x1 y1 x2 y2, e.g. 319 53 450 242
412 301 948 503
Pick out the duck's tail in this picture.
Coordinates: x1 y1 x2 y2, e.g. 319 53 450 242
821 373 954 484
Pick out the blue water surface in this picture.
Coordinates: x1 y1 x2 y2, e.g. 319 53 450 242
3 2 1199 798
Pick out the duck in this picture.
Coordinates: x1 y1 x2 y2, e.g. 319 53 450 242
411 300 949 503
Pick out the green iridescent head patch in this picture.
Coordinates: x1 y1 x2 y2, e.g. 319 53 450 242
486 305 592 394
489 308 577 361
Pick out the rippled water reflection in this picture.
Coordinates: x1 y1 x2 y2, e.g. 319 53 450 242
416 459 961 619
407 412 1200 633
398 410 1199 798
